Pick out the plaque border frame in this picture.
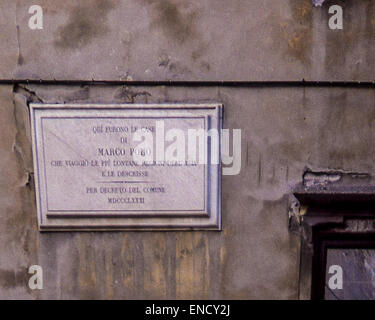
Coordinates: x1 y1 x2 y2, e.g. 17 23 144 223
30 103 222 231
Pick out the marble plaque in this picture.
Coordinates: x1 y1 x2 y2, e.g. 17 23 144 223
30 103 222 231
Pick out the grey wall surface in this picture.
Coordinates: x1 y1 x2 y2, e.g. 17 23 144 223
2 85 375 299
0 0 374 299
0 0 374 81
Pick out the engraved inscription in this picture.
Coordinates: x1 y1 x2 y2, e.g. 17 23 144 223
41 117 206 215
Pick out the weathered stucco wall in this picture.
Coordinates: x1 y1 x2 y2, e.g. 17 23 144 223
1 85 375 299
0 0 374 81
0 0 374 299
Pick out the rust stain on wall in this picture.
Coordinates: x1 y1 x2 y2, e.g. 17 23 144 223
271 0 313 65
